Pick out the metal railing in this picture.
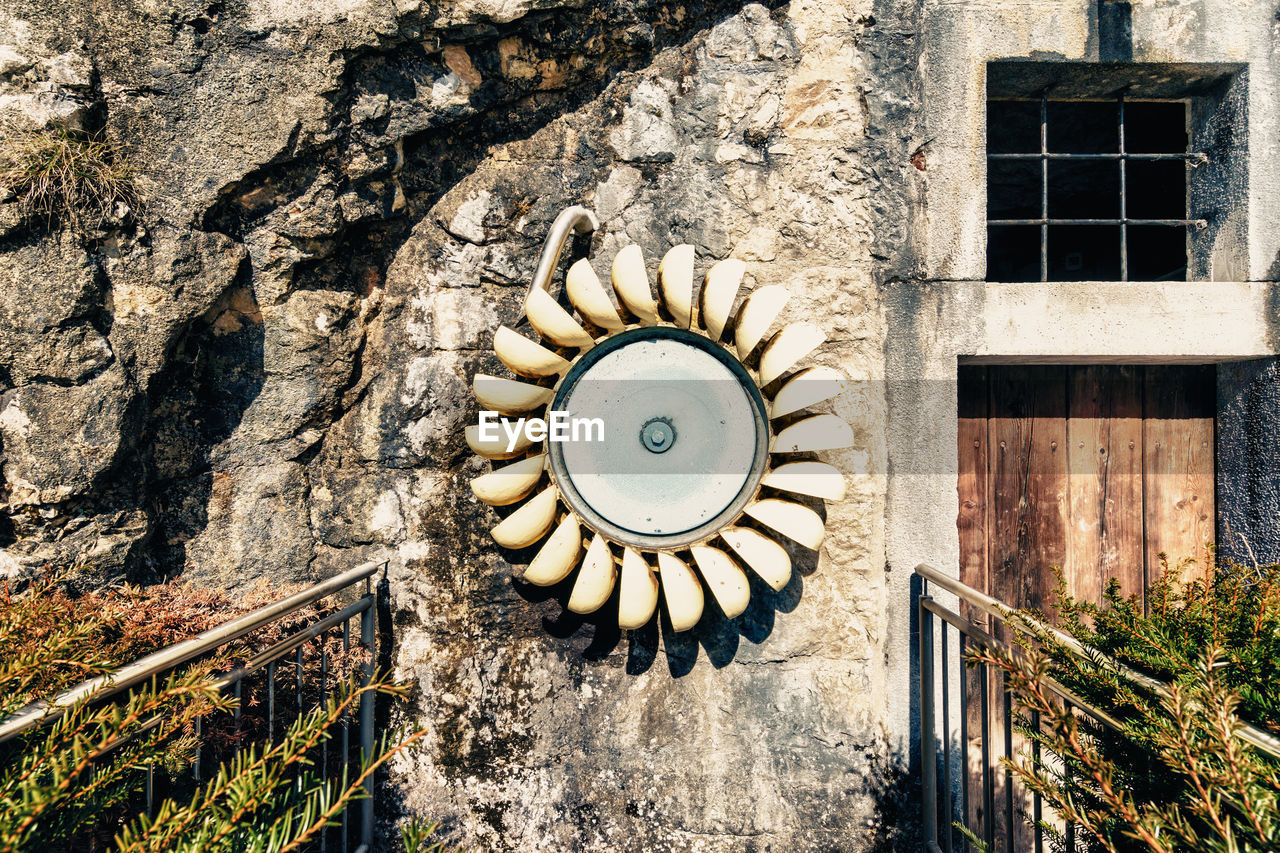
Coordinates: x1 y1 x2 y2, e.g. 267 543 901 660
914 562 1280 853
0 560 388 853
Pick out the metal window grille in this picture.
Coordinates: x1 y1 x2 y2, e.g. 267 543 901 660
987 88 1207 282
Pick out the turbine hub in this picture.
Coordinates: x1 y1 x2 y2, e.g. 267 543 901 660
640 418 675 453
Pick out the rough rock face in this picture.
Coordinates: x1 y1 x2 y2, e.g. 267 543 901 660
0 0 922 847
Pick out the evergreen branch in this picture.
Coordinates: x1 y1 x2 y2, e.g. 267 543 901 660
274 728 427 853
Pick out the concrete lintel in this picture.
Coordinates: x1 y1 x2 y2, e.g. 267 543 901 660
973 280 1277 361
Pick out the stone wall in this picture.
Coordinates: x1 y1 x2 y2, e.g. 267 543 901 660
375 1 920 845
1218 358 1280 567
0 0 920 848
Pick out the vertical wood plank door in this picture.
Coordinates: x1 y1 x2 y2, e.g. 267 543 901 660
958 364 1215 610
957 367 990 609
1066 366 1145 603
988 366 1068 624
1143 366 1217 588
955 364 1214 851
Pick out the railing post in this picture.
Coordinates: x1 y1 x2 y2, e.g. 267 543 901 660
920 594 938 848
940 615 954 853
360 591 376 850
980 660 994 853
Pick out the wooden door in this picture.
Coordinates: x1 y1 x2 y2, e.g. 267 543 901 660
959 364 1215 612
956 365 1214 849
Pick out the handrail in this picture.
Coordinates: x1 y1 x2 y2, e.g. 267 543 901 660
524 205 599 302
920 596 1129 732
211 595 373 692
0 560 385 744
86 595 378 760
915 562 1280 759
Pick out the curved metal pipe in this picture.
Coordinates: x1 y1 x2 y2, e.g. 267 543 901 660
525 205 600 303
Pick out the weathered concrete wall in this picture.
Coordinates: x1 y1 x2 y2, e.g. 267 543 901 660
1218 358 1280 566
886 0 1280 778
919 0 1280 282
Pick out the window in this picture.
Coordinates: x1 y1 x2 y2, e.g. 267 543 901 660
984 62 1245 283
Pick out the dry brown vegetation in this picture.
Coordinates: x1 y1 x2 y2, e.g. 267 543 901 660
0 567 426 852
0 124 137 229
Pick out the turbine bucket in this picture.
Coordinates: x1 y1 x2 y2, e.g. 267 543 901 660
658 244 695 328
699 258 745 340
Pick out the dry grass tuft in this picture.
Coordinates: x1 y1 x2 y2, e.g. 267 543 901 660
0 123 138 229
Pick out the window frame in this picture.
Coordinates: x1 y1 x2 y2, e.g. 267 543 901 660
986 89 1204 282
976 60 1248 284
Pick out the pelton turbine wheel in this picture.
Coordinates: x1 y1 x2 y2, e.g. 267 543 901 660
466 206 853 633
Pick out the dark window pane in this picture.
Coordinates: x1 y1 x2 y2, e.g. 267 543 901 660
987 225 1041 282
1124 102 1187 153
1126 160 1186 219
1047 225 1120 280
1128 225 1187 280
1047 160 1120 218
987 101 1040 153
1046 101 1118 153
987 160 1041 219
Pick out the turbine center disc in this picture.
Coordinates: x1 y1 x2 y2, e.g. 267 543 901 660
549 327 769 549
